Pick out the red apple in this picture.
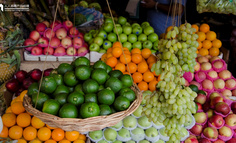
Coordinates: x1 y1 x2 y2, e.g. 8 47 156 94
50 20 61 29
197 56 209 63
49 37 60 48
43 28 55 39
61 36 72 48
78 32 84 39
63 20 73 30
219 70 232 80
209 114 224 127
5 79 20 93
214 79 225 90
207 109 214 118
226 138 236 143
194 112 207 124
225 114 236 127
213 139 225 143
36 23 47 33
31 46 43 55
42 21 50 27
219 126 232 137
211 96 224 106
56 28 67 39
54 46 66 56
77 47 88 56
22 77 34 89
231 102 236 114
213 60 224 69
189 124 203 135
66 47 77 56
203 102 211 112
29 30 40 41
195 93 207 104
38 37 49 47
194 62 201 72
202 79 213 90
215 102 230 115
44 68 53 77
69 27 79 36
43 47 54 55
201 62 212 71
30 69 42 81
199 138 211 143
73 37 83 48
197 102 202 110
225 79 236 89
14 70 28 82
203 127 218 139
24 38 35 51
184 135 198 143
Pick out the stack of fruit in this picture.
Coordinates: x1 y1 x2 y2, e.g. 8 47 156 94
101 42 160 92
84 16 159 53
27 57 135 119
0 91 87 143
24 20 88 56
196 23 222 57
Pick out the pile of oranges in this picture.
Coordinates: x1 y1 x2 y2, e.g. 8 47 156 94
194 23 222 56
101 42 161 92
0 91 86 143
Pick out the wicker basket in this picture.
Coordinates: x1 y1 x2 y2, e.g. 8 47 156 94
23 83 142 132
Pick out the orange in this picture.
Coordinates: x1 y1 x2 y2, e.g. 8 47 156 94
101 53 107 61
166 26 173 32
31 116 45 129
65 131 80 141
209 47 220 57
149 80 158 91
11 97 21 105
120 54 131 64
0 126 8 137
147 55 157 64
16 112 31 127
202 40 212 49
107 47 113 53
115 62 126 73
19 90 28 101
131 54 142 64
138 81 148 91
196 32 206 42
199 48 209 56
52 128 65 141
2 113 16 127
191 24 199 32
9 125 23 140
143 71 155 82
112 41 122 48
206 31 216 41
112 47 122 58
18 138 27 143
37 127 51 141
45 139 57 143
29 138 42 143
77 134 86 141
131 48 141 55
126 62 137 73
59 139 71 143
11 101 25 115
123 50 131 55
197 41 202 49
74 139 86 143
196 50 199 54
132 72 143 83
46 124 56 130
137 61 148 73
5 107 12 113
106 53 113 59
23 126 37 141
123 47 130 51
141 48 152 59
106 57 118 68
212 39 222 48
199 23 210 33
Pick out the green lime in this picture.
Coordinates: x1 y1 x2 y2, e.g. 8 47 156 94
68 86 74 93
82 79 99 94
49 69 58 75
93 60 107 71
113 96 130 111
54 93 68 105
27 83 39 97
189 85 198 93
120 74 133 88
74 84 84 95
59 103 78 118
91 68 108 85
106 65 112 73
109 70 123 78
64 71 78 87
105 77 123 93
51 74 64 85
98 85 104 91
40 76 57 94
75 65 91 80
74 57 90 67
99 104 112 116
57 63 73 75
97 88 115 105
84 93 97 103
198 90 206 95
80 102 100 118
53 85 70 97
67 92 84 106
119 88 135 102
32 92 50 110
42 99 60 115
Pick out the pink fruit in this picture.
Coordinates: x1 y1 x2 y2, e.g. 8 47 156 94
66 47 77 56
225 114 236 127
61 36 72 48
197 56 209 63
6 79 20 92
194 112 207 124
195 94 207 104
213 139 225 143
55 28 67 39
69 27 79 36
207 70 218 79
215 102 230 115
209 114 224 127
213 60 224 69
29 30 40 41
63 20 73 30
195 71 206 81
202 79 213 90
201 62 212 71
73 37 83 48
211 96 224 106
219 70 232 80
43 47 54 55
184 135 198 143
54 46 66 56
31 47 43 55
38 37 49 47
197 102 203 110
14 70 28 82
194 62 201 72
183 71 194 83
78 32 84 39
36 23 47 33
189 124 203 135
77 47 88 56
219 126 233 137
50 20 61 29
24 38 35 51
214 79 225 90
221 89 232 97
49 37 61 48
225 79 236 89
203 127 218 139
43 28 55 39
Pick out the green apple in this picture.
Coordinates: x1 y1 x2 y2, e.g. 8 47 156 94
97 30 107 39
118 16 127 25
107 33 117 42
118 128 131 138
104 128 117 142
126 141 135 143
105 18 113 24
92 30 99 38
145 127 158 137
103 40 112 50
131 127 145 141
151 50 156 54
111 120 123 129
123 116 137 128
119 33 128 43
123 42 132 50
124 22 131 26
123 26 132 35
89 29 96 35
138 116 151 127
132 26 142 35
113 140 122 143
142 40 153 49
88 38 94 45
133 41 142 49
139 140 150 143
94 36 104 46
84 33 92 42
104 23 114 33
148 33 158 42
128 34 137 43
138 34 147 42
97 140 108 143
141 90 152 105
89 43 100 52
153 40 159 50
132 106 143 117
154 140 165 143
132 23 140 28
89 130 103 140
141 22 150 29
113 26 123 34
99 49 106 53
144 26 154 35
